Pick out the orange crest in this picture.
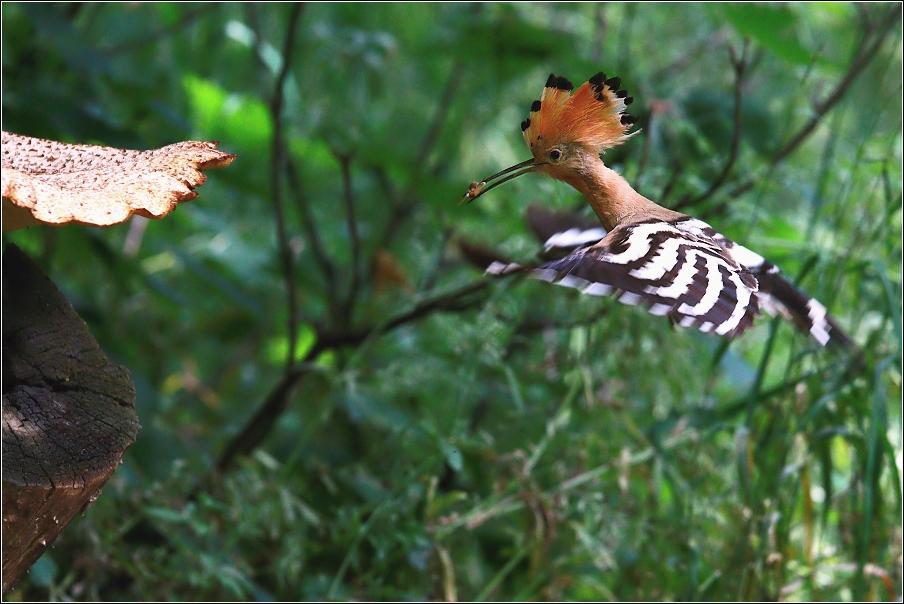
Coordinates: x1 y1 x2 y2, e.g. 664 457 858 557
521 73 637 156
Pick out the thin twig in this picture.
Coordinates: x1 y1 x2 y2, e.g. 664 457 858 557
258 4 305 369
772 4 900 164
214 348 322 472
420 227 454 292
379 59 467 252
369 163 421 258
320 280 490 350
335 151 362 328
591 4 607 62
418 60 465 170
651 28 729 81
284 155 339 301
672 39 750 212
657 163 683 205
854 3 876 39
218 6 310 468
618 3 637 74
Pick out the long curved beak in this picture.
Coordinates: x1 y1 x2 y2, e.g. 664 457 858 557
460 158 539 204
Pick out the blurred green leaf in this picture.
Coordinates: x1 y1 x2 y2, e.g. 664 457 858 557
716 4 813 65
441 441 463 472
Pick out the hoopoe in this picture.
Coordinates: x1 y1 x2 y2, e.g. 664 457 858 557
463 72 855 348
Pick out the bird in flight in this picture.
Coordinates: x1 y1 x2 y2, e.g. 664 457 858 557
463 72 855 348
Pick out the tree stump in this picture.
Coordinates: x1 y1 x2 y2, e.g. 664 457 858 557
2 244 140 594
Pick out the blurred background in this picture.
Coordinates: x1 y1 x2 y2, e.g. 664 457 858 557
2 3 901 601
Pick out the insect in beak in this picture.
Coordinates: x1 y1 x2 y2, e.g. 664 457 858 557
459 158 540 204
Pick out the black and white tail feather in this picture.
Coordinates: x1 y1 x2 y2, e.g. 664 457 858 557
488 215 855 347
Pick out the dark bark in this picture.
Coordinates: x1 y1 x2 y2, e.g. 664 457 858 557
2 244 139 594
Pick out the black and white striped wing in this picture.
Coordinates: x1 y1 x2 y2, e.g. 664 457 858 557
531 219 761 339
525 204 607 260
681 218 855 348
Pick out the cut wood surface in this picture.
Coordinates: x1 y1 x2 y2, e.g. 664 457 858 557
2 244 140 594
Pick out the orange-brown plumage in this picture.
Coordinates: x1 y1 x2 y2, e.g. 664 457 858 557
521 72 637 160
462 72 657 228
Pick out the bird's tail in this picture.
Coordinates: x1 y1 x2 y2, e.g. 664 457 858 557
755 270 860 352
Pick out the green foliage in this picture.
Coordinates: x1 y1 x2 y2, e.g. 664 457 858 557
2 3 901 601
715 4 815 65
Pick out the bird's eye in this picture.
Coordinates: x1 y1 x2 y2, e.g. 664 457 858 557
549 149 562 161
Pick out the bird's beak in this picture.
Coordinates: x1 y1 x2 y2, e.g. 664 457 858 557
460 158 539 204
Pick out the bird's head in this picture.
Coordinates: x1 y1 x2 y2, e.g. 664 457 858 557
462 72 637 202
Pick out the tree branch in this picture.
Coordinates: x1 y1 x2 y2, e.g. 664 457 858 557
651 28 729 81
320 280 491 350
284 155 339 304
214 278 491 471
213 347 322 472
335 151 362 328
418 59 465 171
772 3 901 164
420 227 454 292
657 163 684 206
215 24 476 471
672 40 750 212
253 4 305 369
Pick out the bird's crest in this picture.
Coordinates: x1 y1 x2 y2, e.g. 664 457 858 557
521 72 637 155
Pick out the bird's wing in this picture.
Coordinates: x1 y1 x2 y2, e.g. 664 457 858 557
680 218 856 348
520 218 762 339
524 204 607 259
